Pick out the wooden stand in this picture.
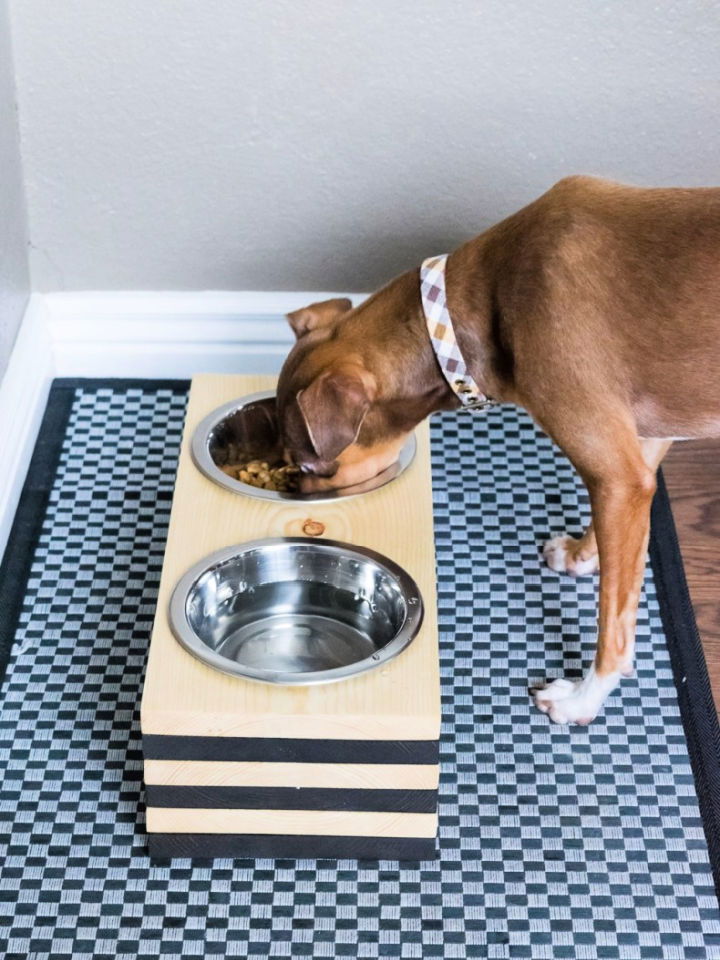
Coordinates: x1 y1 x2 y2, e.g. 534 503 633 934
141 375 441 859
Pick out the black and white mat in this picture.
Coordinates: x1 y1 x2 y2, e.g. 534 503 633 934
1 379 719 959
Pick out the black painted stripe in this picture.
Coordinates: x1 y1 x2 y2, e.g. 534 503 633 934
145 785 438 812
148 833 437 862
143 734 439 765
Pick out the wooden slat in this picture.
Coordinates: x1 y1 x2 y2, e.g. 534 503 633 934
142 734 438 764
146 807 438 838
144 759 440 790
141 374 441 741
148 834 438 861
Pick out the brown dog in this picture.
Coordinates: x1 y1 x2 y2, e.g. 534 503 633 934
276 176 720 725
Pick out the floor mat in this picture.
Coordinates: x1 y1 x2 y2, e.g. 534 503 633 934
1 379 719 960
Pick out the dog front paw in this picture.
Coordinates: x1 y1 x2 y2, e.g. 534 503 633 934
543 534 599 577
531 668 621 725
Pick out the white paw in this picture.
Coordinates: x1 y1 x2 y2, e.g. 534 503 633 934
531 667 621 725
543 535 599 576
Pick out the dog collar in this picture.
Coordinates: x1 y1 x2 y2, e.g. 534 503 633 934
419 254 496 411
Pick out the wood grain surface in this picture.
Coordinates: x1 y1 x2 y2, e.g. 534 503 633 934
144 759 440 790
141 374 441 742
146 807 438 838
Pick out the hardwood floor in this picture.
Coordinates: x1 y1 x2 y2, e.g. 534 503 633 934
662 440 720 710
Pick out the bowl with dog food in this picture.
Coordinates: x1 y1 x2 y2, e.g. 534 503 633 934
190 390 416 502
168 537 424 685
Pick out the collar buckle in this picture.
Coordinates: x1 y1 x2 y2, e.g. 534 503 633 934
459 395 498 412
454 378 497 412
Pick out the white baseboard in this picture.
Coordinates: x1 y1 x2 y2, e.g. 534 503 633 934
44 290 365 378
0 294 55 557
0 289 365 558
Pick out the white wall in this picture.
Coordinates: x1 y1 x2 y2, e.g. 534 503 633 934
0 0 29 377
8 0 720 293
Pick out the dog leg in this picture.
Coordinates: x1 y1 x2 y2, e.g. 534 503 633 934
542 438 672 578
532 435 672 724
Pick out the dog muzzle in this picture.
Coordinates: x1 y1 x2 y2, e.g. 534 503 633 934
420 254 497 412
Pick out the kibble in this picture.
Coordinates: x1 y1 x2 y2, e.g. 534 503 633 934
221 455 301 493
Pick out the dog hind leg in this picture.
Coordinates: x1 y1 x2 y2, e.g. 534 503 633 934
542 438 672 578
532 431 672 724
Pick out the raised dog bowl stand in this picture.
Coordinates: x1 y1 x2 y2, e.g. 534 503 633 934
141 375 441 860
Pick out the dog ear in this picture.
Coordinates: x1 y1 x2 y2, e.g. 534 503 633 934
287 297 353 339
297 364 376 462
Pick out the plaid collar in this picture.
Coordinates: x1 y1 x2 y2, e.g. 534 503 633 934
419 254 496 411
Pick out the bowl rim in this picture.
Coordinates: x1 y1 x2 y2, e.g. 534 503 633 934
190 389 417 503
168 537 425 686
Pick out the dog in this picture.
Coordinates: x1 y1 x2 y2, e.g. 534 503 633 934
276 175 720 725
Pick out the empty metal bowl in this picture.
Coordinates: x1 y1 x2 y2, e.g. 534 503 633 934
191 390 416 502
169 537 424 685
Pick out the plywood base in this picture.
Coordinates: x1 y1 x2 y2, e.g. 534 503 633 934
141 375 441 860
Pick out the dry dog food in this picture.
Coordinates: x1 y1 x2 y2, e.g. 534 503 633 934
220 458 301 493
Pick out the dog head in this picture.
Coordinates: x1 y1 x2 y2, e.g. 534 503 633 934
276 277 455 492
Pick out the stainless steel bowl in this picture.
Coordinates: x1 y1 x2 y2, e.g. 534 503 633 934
169 538 424 685
191 390 416 502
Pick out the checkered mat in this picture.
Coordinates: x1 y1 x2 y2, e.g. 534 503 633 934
1 380 720 960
